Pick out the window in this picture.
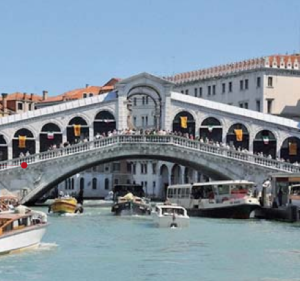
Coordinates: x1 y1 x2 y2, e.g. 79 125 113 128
133 116 137 126
245 79 248 90
142 96 145 105
181 90 184 94
126 179 131 184
89 93 93 97
199 87 202 97
146 96 149 104
127 163 131 173
114 178 119 185
212 85 216 95
18 103 23 110
222 83 225 93
267 99 273 113
240 80 244 90
83 93 87 98
92 178 97 190
153 181 156 188
145 116 148 127
134 98 137 106
113 163 120 172
105 178 109 190
256 100 261 112
132 163 136 174
257 77 261 88
142 116 145 127
208 86 211 96
80 178 84 190
152 163 157 174
71 178 74 190
244 102 248 109
194 88 198 97
229 82 232 92
185 89 189 95
239 103 244 108
268 77 273 87
141 163 147 174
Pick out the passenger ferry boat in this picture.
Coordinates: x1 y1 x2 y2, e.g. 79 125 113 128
152 203 189 228
167 180 260 219
111 184 151 216
0 207 48 255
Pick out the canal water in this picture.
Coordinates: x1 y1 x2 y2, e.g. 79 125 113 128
1 207 300 281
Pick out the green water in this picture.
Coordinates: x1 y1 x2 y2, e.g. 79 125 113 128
0 207 299 281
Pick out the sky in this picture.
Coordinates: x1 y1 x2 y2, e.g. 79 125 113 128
0 0 300 96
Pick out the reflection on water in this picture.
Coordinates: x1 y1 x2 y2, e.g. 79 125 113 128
0 207 299 281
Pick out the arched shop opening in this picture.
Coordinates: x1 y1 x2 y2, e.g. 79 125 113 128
40 123 63 152
67 117 89 145
226 123 249 150
172 111 195 136
253 130 277 159
0 134 8 161
160 164 169 199
13 128 35 158
280 137 300 163
94 110 116 137
171 164 182 185
199 117 222 143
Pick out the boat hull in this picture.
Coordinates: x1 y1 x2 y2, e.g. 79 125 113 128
187 204 259 219
112 201 151 216
152 214 189 228
51 199 77 214
0 224 48 255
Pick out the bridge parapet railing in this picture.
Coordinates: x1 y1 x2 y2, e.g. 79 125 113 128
1 134 300 174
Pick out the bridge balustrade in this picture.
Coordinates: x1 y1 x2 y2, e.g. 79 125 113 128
0 135 300 174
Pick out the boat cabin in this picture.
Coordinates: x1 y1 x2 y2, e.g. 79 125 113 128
112 184 145 201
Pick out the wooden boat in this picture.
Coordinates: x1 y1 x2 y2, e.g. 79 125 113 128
152 203 189 228
0 207 48 255
167 180 260 219
50 196 82 214
111 184 151 216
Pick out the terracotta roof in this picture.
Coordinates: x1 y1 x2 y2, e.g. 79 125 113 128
164 54 300 85
0 92 42 102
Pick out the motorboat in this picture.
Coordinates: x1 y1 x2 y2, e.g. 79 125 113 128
49 195 83 214
167 180 260 219
152 203 189 228
288 184 300 207
111 184 151 216
0 207 48 255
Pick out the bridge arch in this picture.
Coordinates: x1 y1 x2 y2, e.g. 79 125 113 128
94 110 116 136
253 130 277 158
226 123 249 150
160 164 169 199
0 134 8 161
67 116 89 144
172 111 196 136
40 122 63 152
280 136 300 163
199 117 222 143
13 128 36 158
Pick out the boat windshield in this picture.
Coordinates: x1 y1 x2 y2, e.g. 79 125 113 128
161 207 184 215
290 185 300 195
113 184 145 200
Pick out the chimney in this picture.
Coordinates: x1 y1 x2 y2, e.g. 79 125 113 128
23 92 27 100
30 93 34 100
86 84 89 88
42 90 48 101
62 95 66 101
1 93 8 114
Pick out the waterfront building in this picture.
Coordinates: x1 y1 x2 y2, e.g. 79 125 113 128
165 54 300 120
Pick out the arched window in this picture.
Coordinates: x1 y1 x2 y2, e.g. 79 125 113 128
83 93 87 98
80 178 85 190
67 116 89 145
92 178 97 190
105 178 109 190
199 117 222 143
89 93 93 97
172 111 195 136
13 128 35 158
94 111 116 137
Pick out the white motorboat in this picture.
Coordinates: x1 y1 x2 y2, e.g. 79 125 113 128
152 204 189 228
0 207 48 255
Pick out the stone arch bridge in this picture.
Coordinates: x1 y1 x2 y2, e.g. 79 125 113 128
0 135 298 204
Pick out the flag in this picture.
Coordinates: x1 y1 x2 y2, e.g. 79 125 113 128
263 136 269 144
234 129 243 141
74 125 81 137
18 136 26 148
208 126 214 132
47 132 54 140
289 142 297 155
180 116 187 128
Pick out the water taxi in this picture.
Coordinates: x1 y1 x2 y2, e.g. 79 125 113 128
0 207 48 255
49 196 83 214
152 203 189 228
111 184 151 216
167 180 260 219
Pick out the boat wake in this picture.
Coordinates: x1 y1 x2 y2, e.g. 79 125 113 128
37 242 58 251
